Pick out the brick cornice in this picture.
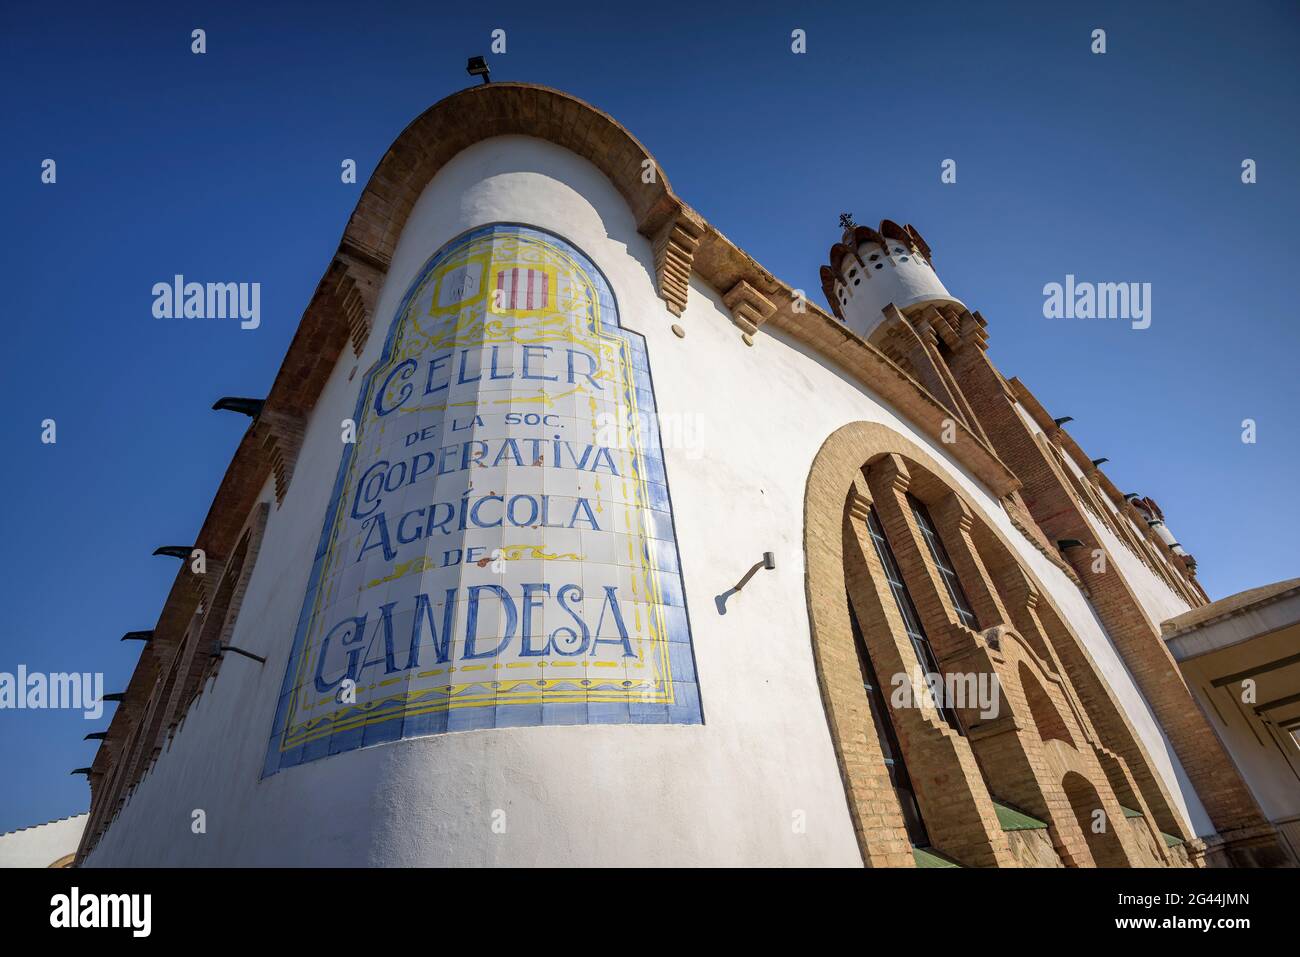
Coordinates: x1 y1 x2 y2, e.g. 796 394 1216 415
652 206 705 316
722 279 777 335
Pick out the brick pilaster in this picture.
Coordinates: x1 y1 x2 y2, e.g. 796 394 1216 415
853 465 1017 867
948 334 1272 851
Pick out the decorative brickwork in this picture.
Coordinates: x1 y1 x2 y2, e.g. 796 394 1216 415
846 474 1015 867
721 279 776 335
652 207 704 316
805 422 1195 867
805 437 917 867
874 306 976 434
950 339 1273 847
256 409 306 506
332 252 384 357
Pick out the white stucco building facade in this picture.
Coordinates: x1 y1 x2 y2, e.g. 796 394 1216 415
76 84 1288 869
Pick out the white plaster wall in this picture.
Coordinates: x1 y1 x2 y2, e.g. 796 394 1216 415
0 813 86 867
85 134 1211 864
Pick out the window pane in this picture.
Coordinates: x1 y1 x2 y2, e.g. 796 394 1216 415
908 495 980 631
865 506 962 732
849 597 930 847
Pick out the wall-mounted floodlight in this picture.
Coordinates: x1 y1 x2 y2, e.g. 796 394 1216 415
211 396 265 418
210 640 266 665
83 732 108 741
71 768 93 776
102 693 126 703
466 55 491 84
1091 457 1109 467
120 630 153 643
152 546 194 560
1053 416 1074 426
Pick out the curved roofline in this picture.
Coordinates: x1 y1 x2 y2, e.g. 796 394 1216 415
826 220 933 279
340 82 681 270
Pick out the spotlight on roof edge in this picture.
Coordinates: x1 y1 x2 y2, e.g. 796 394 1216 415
120 630 153 643
1053 416 1074 426
152 546 193 560
1091 458 1109 467
466 56 490 84
212 396 265 418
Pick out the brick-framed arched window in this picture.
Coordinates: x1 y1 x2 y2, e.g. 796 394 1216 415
806 422 1193 867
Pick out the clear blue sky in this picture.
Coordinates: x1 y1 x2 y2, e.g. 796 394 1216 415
1 2 1296 834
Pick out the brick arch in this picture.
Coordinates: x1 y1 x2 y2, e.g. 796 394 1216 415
343 83 680 269
803 421 1187 866
1061 771 1131 867
1018 661 1077 748
804 421 1025 865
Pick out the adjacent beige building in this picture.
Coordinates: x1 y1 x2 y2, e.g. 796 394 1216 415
0 813 86 868
1164 579 1300 865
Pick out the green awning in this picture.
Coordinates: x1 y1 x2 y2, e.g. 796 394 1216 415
1119 805 1184 846
993 801 1049 831
912 846 961 868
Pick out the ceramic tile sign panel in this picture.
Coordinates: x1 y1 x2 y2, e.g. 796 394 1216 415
264 224 702 775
